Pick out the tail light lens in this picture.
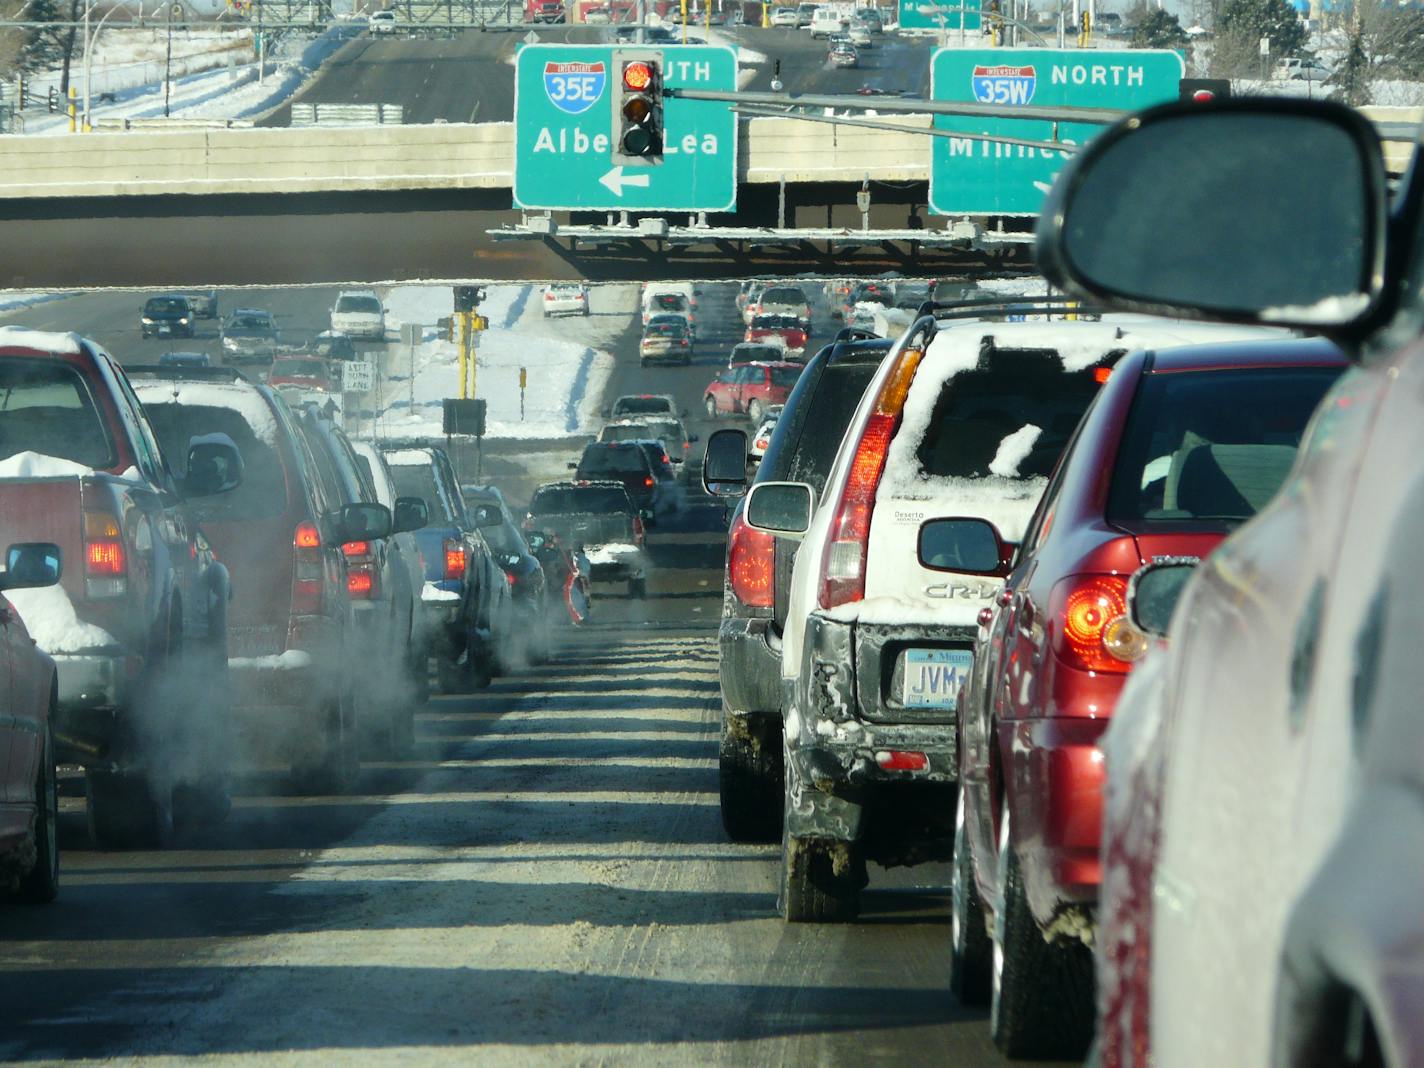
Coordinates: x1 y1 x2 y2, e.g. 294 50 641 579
644 477 654 487
727 511 774 608
83 511 127 597
293 520 324 614
817 345 924 609
444 538 466 581
1050 574 1131 674
632 515 645 544
347 567 375 598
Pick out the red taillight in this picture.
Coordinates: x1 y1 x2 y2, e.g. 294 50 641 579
295 522 321 549
644 477 654 487
347 568 375 598
818 346 924 609
875 750 929 771
444 538 466 580
1050 574 1131 674
632 515 645 544
293 520 324 614
83 511 127 597
341 540 370 558
85 539 124 575
728 511 774 608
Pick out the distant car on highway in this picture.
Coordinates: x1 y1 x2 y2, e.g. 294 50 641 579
810 6 846 35
749 409 780 461
746 313 809 355
464 484 550 666
847 22 872 46
530 0 565 21
329 290 385 341
542 282 589 318
771 5 799 25
268 356 337 394
854 6 883 31
583 4 611 21
184 290 219 319
369 9 397 32
308 330 356 361
728 341 786 368
574 441 669 514
220 308 280 364
607 392 686 421
829 40 859 66
158 351 211 368
525 480 649 600
141 294 197 339
795 1 816 24
640 319 693 367
642 290 697 335
704 360 802 423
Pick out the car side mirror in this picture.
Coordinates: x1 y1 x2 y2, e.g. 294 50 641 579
688 433 700 443
329 502 392 545
524 529 548 552
472 503 503 529
1036 99 1387 338
702 427 749 496
0 543 61 591
1128 558 1199 637
393 496 429 534
181 434 244 497
743 481 814 540
917 517 1010 576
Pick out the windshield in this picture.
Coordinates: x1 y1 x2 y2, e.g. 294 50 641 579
600 423 651 442
227 315 272 333
0 358 115 469
335 295 381 314
144 298 187 315
388 462 456 523
614 397 673 416
1108 367 1339 523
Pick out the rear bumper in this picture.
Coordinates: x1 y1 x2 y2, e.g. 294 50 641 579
718 614 781 716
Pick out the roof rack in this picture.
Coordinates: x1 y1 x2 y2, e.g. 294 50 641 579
915 294 1108 322
124 365 253 383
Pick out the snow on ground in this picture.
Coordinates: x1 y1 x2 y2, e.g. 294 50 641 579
0 292 75 315
373 283 636 442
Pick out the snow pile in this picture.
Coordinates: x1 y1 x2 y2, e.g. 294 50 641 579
133 380 278 443
373 284 629 441
7 584 118 654
0 292 75 315
0 451 95 479
229 649 315 670
422 582 460 604
989 424 1043 478
583 543 640 565
0 326 81 355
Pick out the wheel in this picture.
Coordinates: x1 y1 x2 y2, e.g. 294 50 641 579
18 721 59 902
87 769 173 850
990 806 1095 1059
705 395 719 418
291 694 359 795
718 715 783 843
950 788 992 1005
436 655 467 694
747 399 765 425
629 576 647 600
780 832 863 923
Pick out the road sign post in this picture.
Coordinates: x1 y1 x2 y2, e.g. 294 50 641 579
514 44 738 212
927 48 1183 216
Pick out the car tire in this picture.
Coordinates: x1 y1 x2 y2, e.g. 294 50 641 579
780 832 863 923
950 787 992 1005
292 693 359 795
629 576 647 600
990 806 1095 1059
18 720 59 902
436 655 467 694
718 716 783 842
704 395 719 419
87 768 174 850
747 399 765 425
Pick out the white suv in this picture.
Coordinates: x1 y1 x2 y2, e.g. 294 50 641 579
744 304 1277 921
330 290 385 340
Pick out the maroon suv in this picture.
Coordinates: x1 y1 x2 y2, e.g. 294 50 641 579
703 361 802 424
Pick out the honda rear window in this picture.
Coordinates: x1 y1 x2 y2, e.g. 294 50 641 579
1108 367 1339 524
601 424 651 442
761 288 806 304
530 486 632 514
914 350 1105 481
143 403 287 520
0 359 115 469
770 366 803 388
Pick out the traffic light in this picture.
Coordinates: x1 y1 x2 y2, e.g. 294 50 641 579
453 285 485 312
612 51 663 166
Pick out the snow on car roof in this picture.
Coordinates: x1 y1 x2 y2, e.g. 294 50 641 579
381 447 436 467
132 379 280 444
0 326 82 355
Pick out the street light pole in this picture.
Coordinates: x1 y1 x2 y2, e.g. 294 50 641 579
83 0 132 130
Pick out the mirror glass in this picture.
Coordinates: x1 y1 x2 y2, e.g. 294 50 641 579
702 428 749 495
186 436 244 496
472 504 503 529
1059 111 1372 320
746 482 813 534
338 502 392 543
1130 561 1197 636
393 496 429 534
3 543 62 589
525 530 547 552
917 518 1002 574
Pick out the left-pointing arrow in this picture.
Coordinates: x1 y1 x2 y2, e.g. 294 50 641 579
599 166 653 197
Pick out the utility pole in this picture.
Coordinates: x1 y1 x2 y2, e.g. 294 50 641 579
164 0 173 117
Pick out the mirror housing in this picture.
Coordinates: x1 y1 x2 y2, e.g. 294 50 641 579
524 529 549 553
702 427 749 496
917 517 1012 576
1128 558 1200 637
744 481 814 540
1036 99 1388 338
328 502 392 546
0 543 62 591
471 503 504 529
393 496 429 534
181 433 244 497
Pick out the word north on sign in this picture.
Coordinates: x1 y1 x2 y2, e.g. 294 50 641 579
928 48 1183 216
514 43 738 212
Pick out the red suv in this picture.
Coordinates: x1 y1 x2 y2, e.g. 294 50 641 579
950 337 1346 1058
703 361 802 424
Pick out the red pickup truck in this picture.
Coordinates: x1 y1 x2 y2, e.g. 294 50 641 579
0 327 243 847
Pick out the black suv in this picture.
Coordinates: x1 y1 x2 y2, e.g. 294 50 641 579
709 330 893 841
141 294 197 338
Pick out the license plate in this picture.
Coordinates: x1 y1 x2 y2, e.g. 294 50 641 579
901 648 973 709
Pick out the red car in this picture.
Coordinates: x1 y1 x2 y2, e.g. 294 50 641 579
268 356 337 394
952 337 1346 1059
745 314 808 355
0 543 62 902
703 361 802 424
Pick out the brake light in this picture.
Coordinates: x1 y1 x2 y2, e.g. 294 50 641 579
644 477 654 487
293 520 324 614
444 538 466 580
818 345 924 609
347 567 375 598
875 750 929 771
341 540 371 558
632 515 645 544
83 511 127 597
727 511 774 608
1050 574 1131 674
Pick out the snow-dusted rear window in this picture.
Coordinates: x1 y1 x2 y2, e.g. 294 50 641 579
142 401 290 521
0 358 115 470
389 461 457 523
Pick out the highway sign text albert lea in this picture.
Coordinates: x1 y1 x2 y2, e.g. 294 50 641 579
928 48 1183 215
514 44 737 212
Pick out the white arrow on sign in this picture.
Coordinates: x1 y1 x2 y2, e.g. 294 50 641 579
599 166 653 197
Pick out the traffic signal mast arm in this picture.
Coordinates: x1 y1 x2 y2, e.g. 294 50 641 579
662 87 1124 126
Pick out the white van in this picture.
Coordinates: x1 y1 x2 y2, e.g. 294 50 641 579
330 289 385 340
809 6 846 36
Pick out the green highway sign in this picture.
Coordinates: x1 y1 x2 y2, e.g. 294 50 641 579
514 44 738 212
928 48 1183 215
898 0 981 33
